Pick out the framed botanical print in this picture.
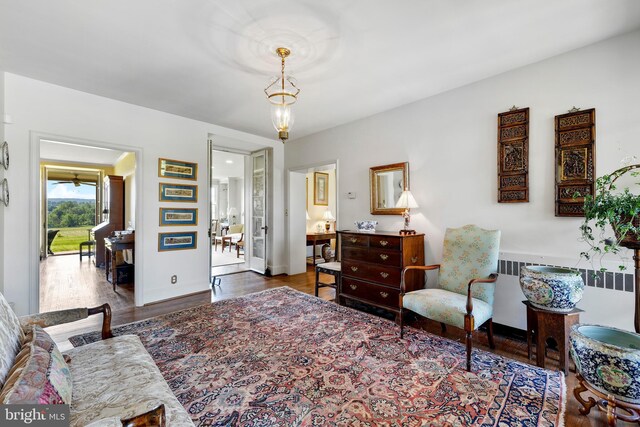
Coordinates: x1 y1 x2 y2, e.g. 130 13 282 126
158 158 197 180
158 231 197 251
159 182 198 202
159 208 198 226
314 172 328 206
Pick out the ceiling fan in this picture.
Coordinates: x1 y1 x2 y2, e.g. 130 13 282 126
52 173 96 187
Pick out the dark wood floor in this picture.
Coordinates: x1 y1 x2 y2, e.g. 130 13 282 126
40 254 135 313
46 268 626 426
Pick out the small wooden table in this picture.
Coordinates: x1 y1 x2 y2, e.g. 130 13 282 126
523 300 583 376
105 237 135 291
306 232 336 264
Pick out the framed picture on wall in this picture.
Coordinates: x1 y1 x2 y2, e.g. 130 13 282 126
158 231 197 251
159 182 198 202
314 172 329 206
159 207 198 226
158 158 198 180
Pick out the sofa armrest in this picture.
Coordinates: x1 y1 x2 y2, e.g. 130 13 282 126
122 404 166 427
20 303 114 340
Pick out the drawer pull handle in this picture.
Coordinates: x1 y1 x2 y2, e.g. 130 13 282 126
380 272 389 279
379 254 389 261
350 238 358 243
380 291 389 298
350 266 359 272
350 284 357 290
380 240 389 247
411 256 418 263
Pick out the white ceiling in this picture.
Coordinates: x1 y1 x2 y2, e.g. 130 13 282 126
2 1 640 141
211 151 245 181
40 140 127 165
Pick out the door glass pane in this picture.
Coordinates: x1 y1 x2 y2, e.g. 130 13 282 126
250 151 267 273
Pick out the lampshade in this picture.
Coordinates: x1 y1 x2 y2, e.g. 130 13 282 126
322 210 335 221
306 211 311 220
228 207 238 216
264 47 300 143
270 103 294 141
395 190 418 209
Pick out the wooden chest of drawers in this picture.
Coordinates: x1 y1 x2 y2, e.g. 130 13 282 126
338 230 425 320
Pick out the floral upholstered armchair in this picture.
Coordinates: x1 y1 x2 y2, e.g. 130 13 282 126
399 224 501 372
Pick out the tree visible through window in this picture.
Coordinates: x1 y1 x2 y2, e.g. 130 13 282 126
47 181 97 253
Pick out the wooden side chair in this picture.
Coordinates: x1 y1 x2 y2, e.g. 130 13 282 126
399 224 500 372
315 262 341 300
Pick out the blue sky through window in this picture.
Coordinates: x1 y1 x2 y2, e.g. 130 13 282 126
47 181 96 199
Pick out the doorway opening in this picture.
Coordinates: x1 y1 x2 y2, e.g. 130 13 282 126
287 162 338 276
210 150 248 272
39 138 137 313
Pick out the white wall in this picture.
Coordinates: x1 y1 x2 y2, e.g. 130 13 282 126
227 177 244 224
3 73 284 315
114 152 136 228
0 72 4 295
286 30 640 331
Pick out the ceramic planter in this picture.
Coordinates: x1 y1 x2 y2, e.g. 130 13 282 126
519 266 584 312
354 221 377 232
570 324 640 403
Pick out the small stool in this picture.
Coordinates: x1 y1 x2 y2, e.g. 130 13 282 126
79 240 96 261
523 300 583 376
236 240 245 258
315 262 341 299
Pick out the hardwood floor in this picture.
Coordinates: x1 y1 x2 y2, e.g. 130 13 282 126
46 268 626 426
40 253 135 313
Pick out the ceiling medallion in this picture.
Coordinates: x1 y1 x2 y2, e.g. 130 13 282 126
264 47 300 143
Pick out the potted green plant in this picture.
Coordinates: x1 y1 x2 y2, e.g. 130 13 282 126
579 163 640 270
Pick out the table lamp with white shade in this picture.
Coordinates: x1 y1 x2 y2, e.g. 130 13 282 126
228 207 238 225
322 209 335 232
395 189 418 235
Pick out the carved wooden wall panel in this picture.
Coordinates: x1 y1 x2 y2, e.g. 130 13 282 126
555 108 595 217
497 108 529 203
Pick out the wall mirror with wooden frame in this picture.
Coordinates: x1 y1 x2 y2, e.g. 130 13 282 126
369 162 409 215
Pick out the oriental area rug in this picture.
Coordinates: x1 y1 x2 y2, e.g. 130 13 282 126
70 287 565 426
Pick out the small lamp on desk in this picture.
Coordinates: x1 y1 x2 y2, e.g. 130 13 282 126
228 208 238 225
395 189 418 235
322 209 335 232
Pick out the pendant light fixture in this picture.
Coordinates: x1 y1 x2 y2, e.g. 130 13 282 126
264 47 300 143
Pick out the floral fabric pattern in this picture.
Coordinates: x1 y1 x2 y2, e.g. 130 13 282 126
439 225 501 305
66 334 194 427
20 308 88 329
0 325 72 405
403 288 493 330
70 287 564 426
0 291 26 387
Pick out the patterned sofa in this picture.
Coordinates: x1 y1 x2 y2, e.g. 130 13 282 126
0 292 194 426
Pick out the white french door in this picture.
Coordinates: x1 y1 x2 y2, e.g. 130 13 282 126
249 149 268 274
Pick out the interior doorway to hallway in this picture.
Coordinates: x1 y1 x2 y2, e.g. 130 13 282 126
38 138 137 313
210 149 248 272
287 162 338 276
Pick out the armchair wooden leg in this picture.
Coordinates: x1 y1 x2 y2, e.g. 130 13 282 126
399 307 404 339
486 318 496 349
314 268 320 297
466 330 472 372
